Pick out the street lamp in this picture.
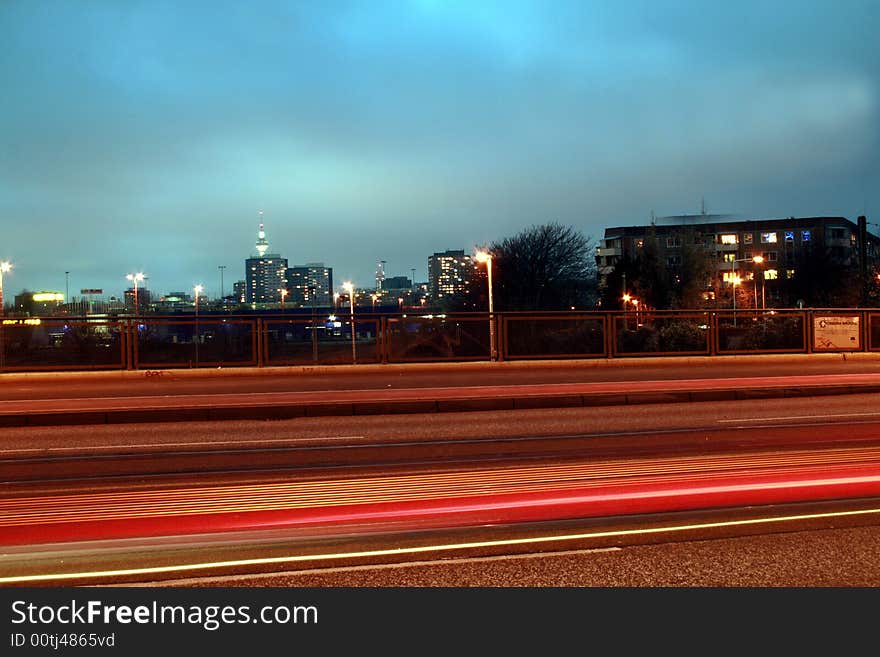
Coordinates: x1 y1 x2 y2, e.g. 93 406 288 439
194 284 203 365
730 256 764 315
126 272 145 315
0 261 11 316
751 255 765 311
371 293 378 312
342 282 356 363
0 261 9 370
475 250 496 361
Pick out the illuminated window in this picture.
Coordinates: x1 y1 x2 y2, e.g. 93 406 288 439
784 231 794 242
720 234 738 245
743 233 753 244
764 269 778 280
786 269 796 279
635 239 644 248
722 253 736 262
801 230 811 242
761 232 777 243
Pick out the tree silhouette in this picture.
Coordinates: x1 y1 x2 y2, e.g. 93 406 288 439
484 223 597 311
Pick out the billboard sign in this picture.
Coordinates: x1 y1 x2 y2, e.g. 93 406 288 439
813 315 860 351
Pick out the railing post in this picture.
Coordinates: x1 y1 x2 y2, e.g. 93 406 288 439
710 311 718 356
497 312 505 362
126 319 135 370
805 310 813 354
256 317 265 367
380 316 388 364
607 313 616 358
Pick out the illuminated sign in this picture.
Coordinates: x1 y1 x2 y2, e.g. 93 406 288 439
32 293 64 302
2 319 41 325
813 315 860 351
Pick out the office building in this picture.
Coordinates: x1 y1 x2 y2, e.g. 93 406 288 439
428 249 473 300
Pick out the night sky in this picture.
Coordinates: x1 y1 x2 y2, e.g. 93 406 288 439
2 0 878 300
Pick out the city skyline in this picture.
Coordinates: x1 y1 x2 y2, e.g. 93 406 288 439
2 1 878 297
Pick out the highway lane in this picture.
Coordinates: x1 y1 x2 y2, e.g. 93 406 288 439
3 353 880 402
5 498 880 586
0 395 880 581
2 392 878 460
3 393 880 584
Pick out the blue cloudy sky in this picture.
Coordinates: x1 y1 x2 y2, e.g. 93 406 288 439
1 0 878 299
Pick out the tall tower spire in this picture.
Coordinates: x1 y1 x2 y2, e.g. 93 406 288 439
255 210 269 257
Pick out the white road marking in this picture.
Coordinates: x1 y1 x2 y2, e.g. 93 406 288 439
718 412 880 423
0 436 365 454
4 506 880 584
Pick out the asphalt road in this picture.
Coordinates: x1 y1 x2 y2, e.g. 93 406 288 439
4 353 880 401
4 393 880 585
3 353 880 427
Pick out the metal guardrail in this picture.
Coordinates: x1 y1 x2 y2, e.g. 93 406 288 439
0 309 878 372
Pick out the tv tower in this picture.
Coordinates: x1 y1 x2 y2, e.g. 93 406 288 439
375 260 386 292
255 210 269 257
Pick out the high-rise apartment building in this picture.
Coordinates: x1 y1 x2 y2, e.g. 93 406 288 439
428 249 473 300
285 263 333 307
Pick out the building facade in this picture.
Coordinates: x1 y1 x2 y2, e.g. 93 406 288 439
285 263 333 307
597 215 880 307
427 250 473 301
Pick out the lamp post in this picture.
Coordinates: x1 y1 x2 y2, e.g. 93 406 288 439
0 261 11 317
0 261 9 370
342 282 356 363
309 285 318 363
475 250 496 361
730 256 763 325
126 272 145 315
218 265 226 308
750 255 765 310
194 284 203 366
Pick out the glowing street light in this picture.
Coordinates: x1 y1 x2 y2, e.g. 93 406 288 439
342 281 356 363
126 272 145 315
193 284 203 365
333 292 340 312
371 293 378 312
0 261 11 316
280 287 288 310
193 284 204 314
475 250 496 361
731 256 764 323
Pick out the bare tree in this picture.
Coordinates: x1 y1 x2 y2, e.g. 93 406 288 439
487 223 597 311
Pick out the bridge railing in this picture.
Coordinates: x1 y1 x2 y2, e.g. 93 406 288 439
0 309 878 372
